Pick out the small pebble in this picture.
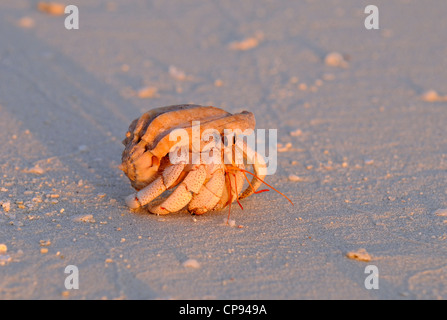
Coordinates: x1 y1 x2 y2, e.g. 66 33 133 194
182 259 201 269
421 90 447 102
169 65 188 81
223 218 236 227
289 129 302 137
121 64 129 72
298 83 307 91
39 240 51 247
25 165 45 175
229 37 259 50
0 254 11 266
32 197 42 203
324 52 348 68
289 76 299 84
44 194 56 200
288 174 302 182
228 32 263 51
0 244 7 254
37 2 65 16
137 86 159 99
278 142 292 152
17 16 35 28
72 214 96 223
1 202 11 212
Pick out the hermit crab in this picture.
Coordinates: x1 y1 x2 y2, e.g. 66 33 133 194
120 104 291 217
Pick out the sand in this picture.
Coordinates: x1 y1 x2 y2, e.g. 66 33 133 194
0 0 446 300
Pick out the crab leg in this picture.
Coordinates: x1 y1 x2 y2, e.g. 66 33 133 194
125 163 186 209
149 164 207 215
235 140 268 199
188 164 225 215
213 164 245 211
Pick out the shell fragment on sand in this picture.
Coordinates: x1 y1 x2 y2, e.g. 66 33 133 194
182 259 200 269
72 214 96 223
229 32 263 51
288 174 302 182
24 164 45 175
433 208 447 217
346 248 372 262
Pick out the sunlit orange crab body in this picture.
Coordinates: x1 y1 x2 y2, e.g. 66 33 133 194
120 104 283 216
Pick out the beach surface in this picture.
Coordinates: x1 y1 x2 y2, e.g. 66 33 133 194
1 0 446 299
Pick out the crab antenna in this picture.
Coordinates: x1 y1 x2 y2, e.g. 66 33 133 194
227 163 269 195
225 173 233 224
239 168 270 195
233 173 244 210
234 167 294 206
223 167 245 224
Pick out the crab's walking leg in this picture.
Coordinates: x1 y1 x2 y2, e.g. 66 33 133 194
125 163 186 209
188 164 225 215
236 140 268 199
213 165 245 211
149 165 207 215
